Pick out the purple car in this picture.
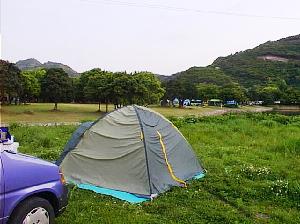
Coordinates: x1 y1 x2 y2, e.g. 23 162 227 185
0 128 68 224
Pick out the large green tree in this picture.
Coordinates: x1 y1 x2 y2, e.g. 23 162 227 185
132 72 165 105
41 68 72 110
196 83 220 102
257 85 282 105
84 70 114 112
21 69 46 103
74 68 103 103
111 72 133 106
281 87 300 104
0 60 23 104
219 83 247 102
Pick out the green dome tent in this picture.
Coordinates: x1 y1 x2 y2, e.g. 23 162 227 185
57 105 205 202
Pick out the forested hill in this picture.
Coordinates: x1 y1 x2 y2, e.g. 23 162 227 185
162 34 300 103
212 34 300 88
16 58 79 77
163 67 234 99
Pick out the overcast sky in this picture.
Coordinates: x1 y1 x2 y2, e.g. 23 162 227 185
1 0 300 75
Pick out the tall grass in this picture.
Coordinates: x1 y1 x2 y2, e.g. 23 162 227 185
10 124 76 161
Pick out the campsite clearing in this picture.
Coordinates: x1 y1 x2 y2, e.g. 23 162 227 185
9 113 300 223
0 103 271 124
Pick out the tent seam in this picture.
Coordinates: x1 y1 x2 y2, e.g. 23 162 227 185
133 105 153 195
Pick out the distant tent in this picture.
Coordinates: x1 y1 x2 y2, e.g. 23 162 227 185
172 98 179 105
183 99 191 106
57 105 205 202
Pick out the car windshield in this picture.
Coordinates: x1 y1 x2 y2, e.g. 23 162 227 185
0 127 11 143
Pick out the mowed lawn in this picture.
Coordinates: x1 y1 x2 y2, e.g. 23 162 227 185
0 103 270 124
0 103 114 123
9 114 300 223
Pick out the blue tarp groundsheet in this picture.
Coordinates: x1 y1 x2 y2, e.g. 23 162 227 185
78 172 206 203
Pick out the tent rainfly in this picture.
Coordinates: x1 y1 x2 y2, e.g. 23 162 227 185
56 105 205 202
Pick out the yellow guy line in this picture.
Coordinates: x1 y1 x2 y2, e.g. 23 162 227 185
157 131 187 187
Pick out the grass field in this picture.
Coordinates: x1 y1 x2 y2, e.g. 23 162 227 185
0 103 114 124
0 103 271 124
9 113 300 223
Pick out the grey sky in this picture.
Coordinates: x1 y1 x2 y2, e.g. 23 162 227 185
1 0 300 75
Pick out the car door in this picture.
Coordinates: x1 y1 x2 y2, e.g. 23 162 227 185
0 154 4 224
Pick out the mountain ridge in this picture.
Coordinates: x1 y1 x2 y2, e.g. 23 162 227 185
16 58 79 77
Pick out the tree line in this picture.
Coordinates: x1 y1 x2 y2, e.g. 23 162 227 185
0 60 165 111
165 79 300 105
163 67 300 105
1 59 299 109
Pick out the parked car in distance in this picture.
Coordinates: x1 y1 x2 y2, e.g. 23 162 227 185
190 99 202 106
224 100 239 108
0 127 68 224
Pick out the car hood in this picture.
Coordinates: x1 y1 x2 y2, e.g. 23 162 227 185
1 151 60 192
